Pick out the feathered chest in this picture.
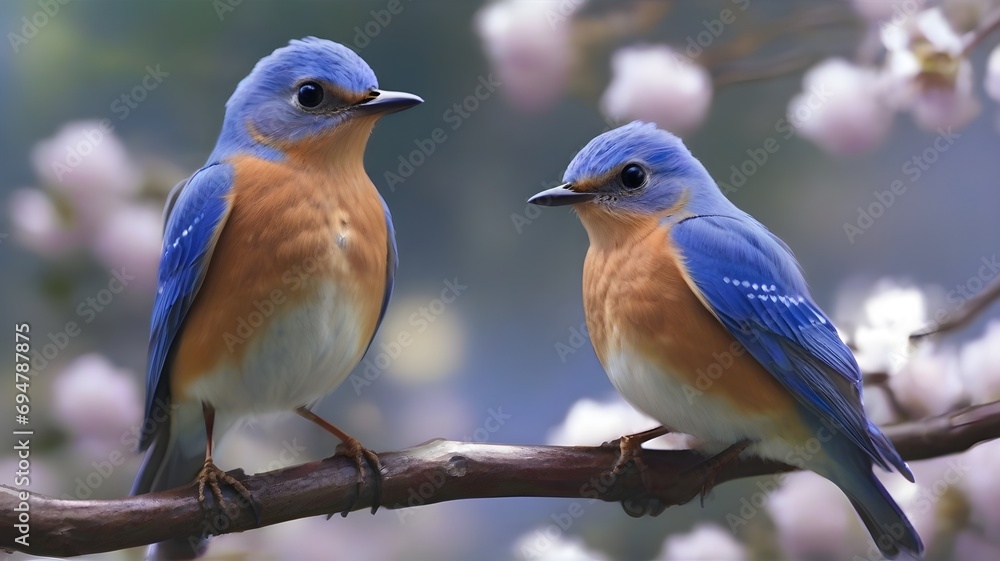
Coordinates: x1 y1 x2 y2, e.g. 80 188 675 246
169 156 389 400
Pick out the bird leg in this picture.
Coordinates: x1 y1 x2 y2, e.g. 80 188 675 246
295 407 383 515
695 439 751 506
606 426 671 478
195 403 259 522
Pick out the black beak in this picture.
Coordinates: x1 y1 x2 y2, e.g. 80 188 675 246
527 183 596 206
355 89 424 115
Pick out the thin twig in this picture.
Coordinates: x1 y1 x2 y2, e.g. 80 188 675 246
911 275 1000 340
962 7 1000 55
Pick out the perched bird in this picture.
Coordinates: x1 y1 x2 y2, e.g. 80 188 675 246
132 38 421 559
528 122 923 559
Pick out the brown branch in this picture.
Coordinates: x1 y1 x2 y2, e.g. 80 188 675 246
3 401 1000 558
962 7 1000 55
911 275 1000 340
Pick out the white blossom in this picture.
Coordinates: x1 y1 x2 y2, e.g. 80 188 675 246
768 472 866 559
29 120 141 237
890 345 966 417
656 524 747 561
852 281 927 374
7 188 80 256
92 203 162 295
475 0 581 112
547 394 696 450
52 354 142 452
958 321 1000 404
960 438 1000 532
985 44 1000 102
600 45 713 135
512 530 609 561
789 58 894 155
881 8 981 129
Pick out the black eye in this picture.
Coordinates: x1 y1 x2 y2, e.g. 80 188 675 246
297 82 324 108
620 164 646 190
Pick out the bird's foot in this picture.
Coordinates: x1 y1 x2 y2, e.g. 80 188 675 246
196 458 259 523
606 426 671 478
696 440 751 506
334 436 384 517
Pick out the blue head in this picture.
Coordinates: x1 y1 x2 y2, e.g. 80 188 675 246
528 122 736 230
210 37 422 161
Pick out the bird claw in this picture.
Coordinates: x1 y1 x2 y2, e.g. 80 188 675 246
332 436 384 517
695 440 751 507
607 426 671 478
196 458 260 524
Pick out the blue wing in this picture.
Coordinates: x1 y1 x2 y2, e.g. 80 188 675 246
140 163 234 450
670 214 910 478
362 196 398 355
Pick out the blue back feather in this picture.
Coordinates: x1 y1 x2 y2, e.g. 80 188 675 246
141 163 233 449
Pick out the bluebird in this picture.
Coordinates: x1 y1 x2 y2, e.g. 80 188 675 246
528 122 923 559
131 38 421 559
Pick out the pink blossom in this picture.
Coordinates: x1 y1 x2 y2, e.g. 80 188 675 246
657 524 747 561
881 7 981 129
7 188 80 256
475 0 579 112
52 353 142 452
769 472 867 559
958 321 1000 404
985 44 1000 102
960 440 1000 532
890 345 966 417
547 394 697 450
600 45 713 135
789 58 893 155
92 203 162 295
30 120 141 237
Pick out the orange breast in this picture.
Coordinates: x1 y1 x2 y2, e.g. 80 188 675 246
580 209 796 415
170 145 388 400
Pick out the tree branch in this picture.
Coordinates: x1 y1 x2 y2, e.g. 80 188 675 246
4 400 1000 558
911 274 1000 340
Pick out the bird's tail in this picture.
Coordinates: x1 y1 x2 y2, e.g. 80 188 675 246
132 405 210 560
824 459 924 560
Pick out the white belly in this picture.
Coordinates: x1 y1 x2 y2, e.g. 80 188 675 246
187 280 366 415
605 346 796 460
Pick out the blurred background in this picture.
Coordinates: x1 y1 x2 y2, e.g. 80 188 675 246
2 0 1000 559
